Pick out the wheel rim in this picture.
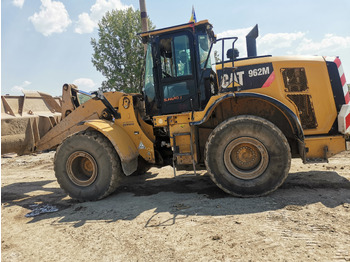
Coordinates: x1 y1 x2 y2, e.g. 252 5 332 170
66 151 98 186
224 137 269 180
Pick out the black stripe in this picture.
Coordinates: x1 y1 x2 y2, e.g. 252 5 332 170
326 61 346 112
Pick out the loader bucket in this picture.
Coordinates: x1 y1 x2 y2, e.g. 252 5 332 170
1 90 62 155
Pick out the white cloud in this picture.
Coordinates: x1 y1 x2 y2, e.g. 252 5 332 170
12 80 32 94
258 32 305 55
296 34 350 55
75 0 132 34
73 78 96 90
217 28 252 39
29 0 71 36
215 28 350 79
217 28 350 60
260 32 306 46
214 27 252 59
75 13 96 34
12 0 25 8
257 32 350 57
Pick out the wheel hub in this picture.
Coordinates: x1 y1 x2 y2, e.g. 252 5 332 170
224 137 269 180
232 144 261 170
66 151 98 187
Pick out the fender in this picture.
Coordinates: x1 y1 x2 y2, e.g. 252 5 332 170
83 119 138 176
191 92 305 142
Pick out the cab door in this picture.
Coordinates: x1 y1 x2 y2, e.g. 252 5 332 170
155 32 198 115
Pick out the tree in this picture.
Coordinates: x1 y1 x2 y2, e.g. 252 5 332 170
213 50 221 64
91 8 154 93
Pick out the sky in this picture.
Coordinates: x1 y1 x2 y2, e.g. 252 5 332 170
2 0 350 96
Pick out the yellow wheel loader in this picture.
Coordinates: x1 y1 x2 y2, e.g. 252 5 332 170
7 20 350 201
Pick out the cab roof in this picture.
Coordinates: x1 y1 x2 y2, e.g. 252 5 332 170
139 20 211 40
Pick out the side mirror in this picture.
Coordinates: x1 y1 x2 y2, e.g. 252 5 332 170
226 48 239 61
226 49 234 61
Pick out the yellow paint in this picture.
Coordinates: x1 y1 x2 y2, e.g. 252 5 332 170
153 113 198 164
153 112 193 127
304 135 346 160
140 20 209 38
115 94 155 163
83 119 138 163
216 55 338 135
36 91 125 151
152 55 345 164
169 122 198 165
136 111 155 142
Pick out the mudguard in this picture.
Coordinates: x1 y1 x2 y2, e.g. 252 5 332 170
192 92 304 141
83 119 138 175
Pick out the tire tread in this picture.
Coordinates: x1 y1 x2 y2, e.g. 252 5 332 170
54 130 124 201
205 115 291 197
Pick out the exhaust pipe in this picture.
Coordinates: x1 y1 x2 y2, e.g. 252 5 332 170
246 24 259 57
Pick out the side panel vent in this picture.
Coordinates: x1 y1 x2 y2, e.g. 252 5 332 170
282 68 308 92
287 94 318 129
282 67 317 130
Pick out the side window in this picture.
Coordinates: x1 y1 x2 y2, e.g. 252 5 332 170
159 35 192 78
144 44 155 102
160 38 175 78
174 35 192 77
163 82 188 100
198 34 212 69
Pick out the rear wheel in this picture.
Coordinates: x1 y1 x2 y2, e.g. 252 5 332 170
54 130 124 201
205 115 291 197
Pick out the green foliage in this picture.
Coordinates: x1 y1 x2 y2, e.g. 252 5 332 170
91 8 154 93
78 94 92 104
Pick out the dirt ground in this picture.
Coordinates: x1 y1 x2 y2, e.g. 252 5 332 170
1 147 350 261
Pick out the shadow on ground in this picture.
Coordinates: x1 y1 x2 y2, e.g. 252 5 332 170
2 170 350 227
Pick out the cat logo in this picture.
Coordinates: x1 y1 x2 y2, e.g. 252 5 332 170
218 63 274 91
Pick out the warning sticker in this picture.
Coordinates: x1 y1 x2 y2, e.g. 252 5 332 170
138 141 146 149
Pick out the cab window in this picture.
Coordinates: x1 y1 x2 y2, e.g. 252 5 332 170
159 35 192 78
198 34 212 69
143 44 157 114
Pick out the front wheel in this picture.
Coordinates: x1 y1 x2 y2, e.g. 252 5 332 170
205 115 291 197
54 130 125 201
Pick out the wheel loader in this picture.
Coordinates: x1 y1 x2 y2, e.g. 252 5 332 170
9 20 350 201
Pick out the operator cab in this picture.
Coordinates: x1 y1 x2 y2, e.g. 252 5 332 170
140 20 221 117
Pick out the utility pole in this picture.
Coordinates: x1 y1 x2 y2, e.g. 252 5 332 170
139 0 149 53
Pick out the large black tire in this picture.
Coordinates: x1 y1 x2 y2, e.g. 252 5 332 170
54 130 124 201
205 115 291 197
